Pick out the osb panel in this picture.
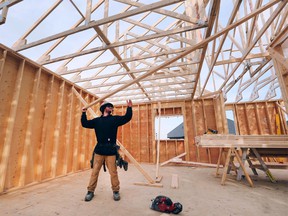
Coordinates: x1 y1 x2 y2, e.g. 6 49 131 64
233 102 279 135
267 103 277 134
203 99 217 131
6 60 34 189
130 107 139 160
85 94 97 166
116 104 154 163
176 140 185 156
3 60 40 188
55 82 70 176
72 93 82 171
0 46 96 193
157 140 185 163
139 104 152 163
257 103 271 134
147 105 153 163
245 104 258 134
192 99 216 163
42 77 60 180
33 71 50 181
235 104 249 135
0 54 19 162
184 101 196 161
193 100 206 135
65 88 76 173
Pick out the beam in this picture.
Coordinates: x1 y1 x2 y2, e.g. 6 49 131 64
14 0 185 51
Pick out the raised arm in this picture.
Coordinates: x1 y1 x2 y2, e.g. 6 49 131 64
81 107 95 128
115 100 133 126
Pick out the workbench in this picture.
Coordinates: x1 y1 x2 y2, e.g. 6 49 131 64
195 135 288 187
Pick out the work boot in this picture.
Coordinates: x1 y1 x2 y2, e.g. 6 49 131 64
113 191 120 201
85 191 94 202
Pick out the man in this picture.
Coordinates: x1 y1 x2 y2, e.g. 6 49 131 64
81 100 133 202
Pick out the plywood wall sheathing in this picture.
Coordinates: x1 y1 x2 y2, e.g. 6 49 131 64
0 45 97 193
226 100 287 135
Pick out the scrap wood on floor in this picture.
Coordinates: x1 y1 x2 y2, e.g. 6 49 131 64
161 152 222 168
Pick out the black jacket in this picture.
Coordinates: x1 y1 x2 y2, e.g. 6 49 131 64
81 107 132 155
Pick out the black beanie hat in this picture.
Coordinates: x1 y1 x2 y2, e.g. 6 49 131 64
100 102 114 113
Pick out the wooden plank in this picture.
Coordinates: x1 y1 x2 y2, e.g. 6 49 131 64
254 103 262 134
139 104 149 162
51 81 65 177
221 148 232 185
195 134 288 148
83 94 90 168
134 182 163 188
275 101 287 135
0 59 24 192
35 73 51 181
168 160 221 168
39 75 55 180
160 152 186 166
59 82 69 172
78 93 88 169
244 103 251 134
156 102 161 180
183 102 192 161
148 104 153 163
191 100 200 161
181 103 190 161
73 90 82 171
116 0 198 24
152 106 156 164
171 174 179 189
137 104 141 162
216 148 225 176
264 102 273 134
63 86 74 174
19 68 41 186
0 49 7 82
85 0 92 25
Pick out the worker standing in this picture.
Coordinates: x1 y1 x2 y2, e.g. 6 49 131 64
81 100 133 201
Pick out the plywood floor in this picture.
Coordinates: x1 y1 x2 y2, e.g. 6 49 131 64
0 163 287 216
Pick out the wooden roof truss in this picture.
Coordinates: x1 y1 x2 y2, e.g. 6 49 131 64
2 0 288 105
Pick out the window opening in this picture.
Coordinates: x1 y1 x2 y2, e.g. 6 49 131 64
226 110 236 134
155 115 184 140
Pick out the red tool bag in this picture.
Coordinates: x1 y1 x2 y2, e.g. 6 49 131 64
150 195 183 214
